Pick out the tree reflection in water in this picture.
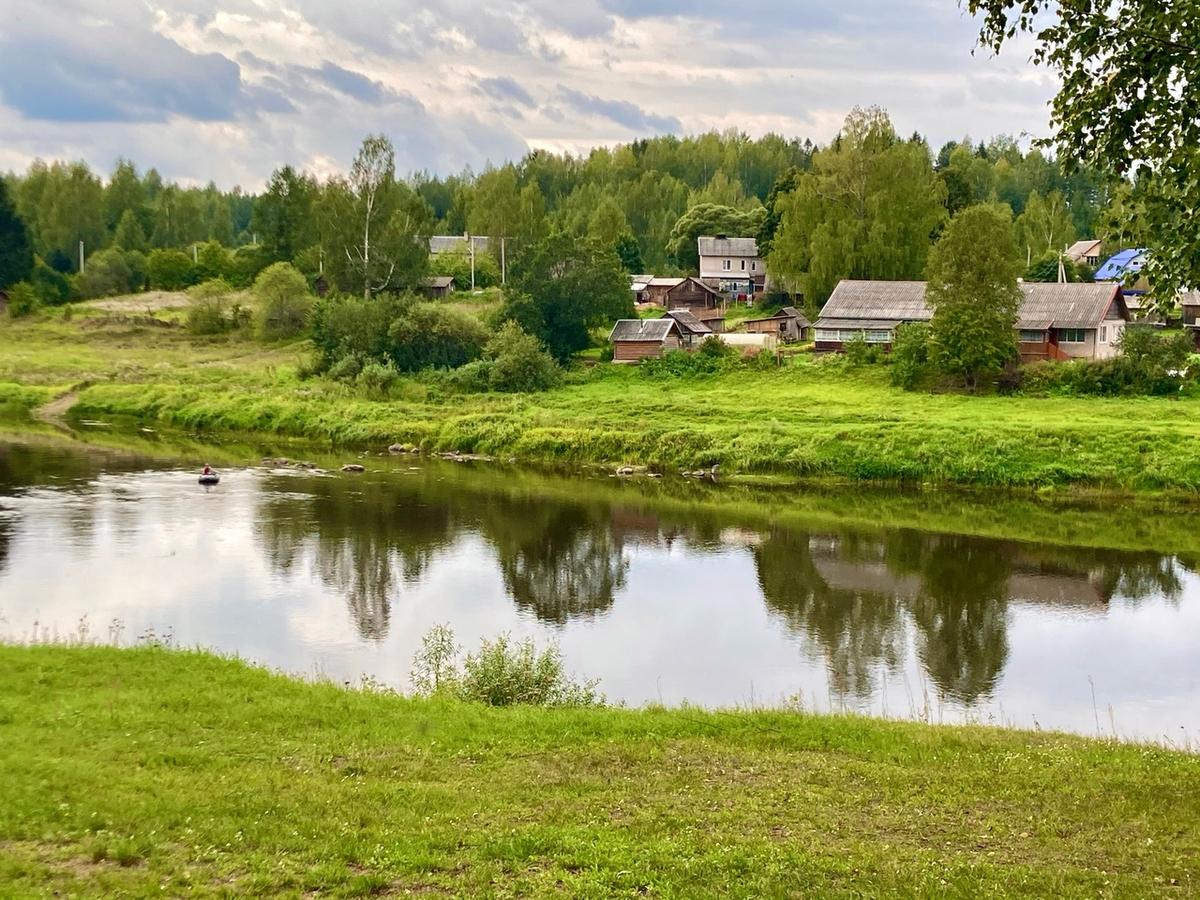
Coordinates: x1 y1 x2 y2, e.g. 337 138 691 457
257 474 457 639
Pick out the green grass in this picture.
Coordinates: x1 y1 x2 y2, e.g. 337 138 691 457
0 646 1197 897
7 306 1200 493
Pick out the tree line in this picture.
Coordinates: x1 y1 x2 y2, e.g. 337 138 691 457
1 111 1123 307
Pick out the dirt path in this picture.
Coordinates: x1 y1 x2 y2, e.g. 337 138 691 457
33 388 83 425
85 291 190 312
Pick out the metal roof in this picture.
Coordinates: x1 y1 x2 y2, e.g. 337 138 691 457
429 235 491 254
664 309 713 334
697 235 759 258
1017 282 1123 328
423 276 455 289
609 318 680 342
820 280 931 322
1094 248 1147 281
819 279 1125 331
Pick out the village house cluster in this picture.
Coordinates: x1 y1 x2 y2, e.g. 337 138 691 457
607 233 1190 363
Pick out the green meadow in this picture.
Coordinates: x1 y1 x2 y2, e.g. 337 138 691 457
5 301 1200 493
1 645 1197 898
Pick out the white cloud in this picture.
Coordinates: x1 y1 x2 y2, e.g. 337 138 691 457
0 0 1054 188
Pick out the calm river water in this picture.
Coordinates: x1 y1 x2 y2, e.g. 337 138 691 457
2 435 1198 743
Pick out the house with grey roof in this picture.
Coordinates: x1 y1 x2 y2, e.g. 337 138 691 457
813 279 1129 361
663 308 713 348
698 235 765 297
609 318 684 362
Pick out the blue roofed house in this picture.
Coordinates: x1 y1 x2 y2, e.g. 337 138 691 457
1095 248 1150 315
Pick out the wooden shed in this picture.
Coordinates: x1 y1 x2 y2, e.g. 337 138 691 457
743 306 811 342
663 308 712 348
421 276 456 299
609 318 683 362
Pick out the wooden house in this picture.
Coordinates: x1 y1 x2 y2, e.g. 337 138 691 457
743 306 811 342
693 306 727 334
420 276 456 299
1065 240 1103 268
642 276 724 312
813 279 1128 361
1180 291 1200 347
609 318 684 362
698 235 765 298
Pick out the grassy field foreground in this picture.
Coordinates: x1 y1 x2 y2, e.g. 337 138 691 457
7 305 1200 491
1 647 1198 897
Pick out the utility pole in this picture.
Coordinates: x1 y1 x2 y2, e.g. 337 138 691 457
78 240 85 273
469 235 476 290
193 244 198 264
500 236 506 286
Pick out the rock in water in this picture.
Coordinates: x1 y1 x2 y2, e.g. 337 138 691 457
341 464 365 473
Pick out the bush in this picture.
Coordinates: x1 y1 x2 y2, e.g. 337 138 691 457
30 256 71 306
327 354 364 382
194 241 231 283
185 278 237 335
5 281 38 318
355 360 399 396
844 334 882 366
225 245 272 289
640 336 743 378
433 359 495 393
889 322 930 389
411 625 602 707
1019 329 1196 397
74 247 135 299
147 249 197 290
253 262 312 340
484 321 560 392
387 303 488 372
312 293 412 370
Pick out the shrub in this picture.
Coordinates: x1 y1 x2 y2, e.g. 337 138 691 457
225 245 272 289
327 354 364 382
640 336 742 378
434 359 494 393
5 281 38 318
411 625 602 707
312 293 412 370
890 322 930 389
387 303 488 372
1119 327 1194 394
253 262 312 340
185 278 236 335
484 321 560 392
147 249 197 290
355 360 399 396
75 247 138 299
194 241 231 283
30 256 71 305
843 333 882 366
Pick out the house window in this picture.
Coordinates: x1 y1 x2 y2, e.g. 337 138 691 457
723 259 731 271
1100 326 1108 343
740 259 746 270
1019 329 1046 343
751 261 757 271
1058 328 1087 344
815 328 838 342
864 329 892 343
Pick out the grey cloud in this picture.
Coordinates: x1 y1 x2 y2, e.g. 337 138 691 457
556 86 681 134
477 76 537 108
308 62 395 105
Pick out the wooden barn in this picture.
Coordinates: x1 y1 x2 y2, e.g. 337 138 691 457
609 318 684 362
743 306 811 342
664 308 713 348
643 277 724 313
420 276 456 299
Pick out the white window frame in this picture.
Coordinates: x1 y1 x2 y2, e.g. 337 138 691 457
1058 328 1087 344
1100 326 1108 343
722 259 731 271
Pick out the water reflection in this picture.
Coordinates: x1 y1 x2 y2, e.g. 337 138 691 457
2 435 1198 740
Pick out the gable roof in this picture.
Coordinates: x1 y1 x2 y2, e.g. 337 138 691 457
1095 248 1148 281
744 306 812 326
610 318 681 342
1065 239 1102 261
815 279 1126 331
818 280 930 323
697 235 759 258
664 309 713 335
1017 282 1124 329
423 276 455 289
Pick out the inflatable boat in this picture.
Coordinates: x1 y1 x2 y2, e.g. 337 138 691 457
198 472 220 485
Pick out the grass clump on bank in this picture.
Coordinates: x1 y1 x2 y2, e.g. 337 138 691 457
0 645 1198 897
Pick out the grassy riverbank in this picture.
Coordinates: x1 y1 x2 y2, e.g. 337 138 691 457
6 305 1200 492
1 646 1197 897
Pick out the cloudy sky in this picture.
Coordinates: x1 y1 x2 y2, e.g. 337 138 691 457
0 0 1053 189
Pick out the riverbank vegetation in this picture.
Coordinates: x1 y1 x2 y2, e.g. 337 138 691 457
1 645 1197 896
6 303 1200 492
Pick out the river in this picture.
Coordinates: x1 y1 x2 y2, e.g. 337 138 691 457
1 433 1198 744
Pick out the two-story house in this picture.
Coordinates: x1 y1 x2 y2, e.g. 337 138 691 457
697 235 765 298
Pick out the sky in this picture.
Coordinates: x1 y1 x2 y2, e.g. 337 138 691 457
0 1 1054 189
